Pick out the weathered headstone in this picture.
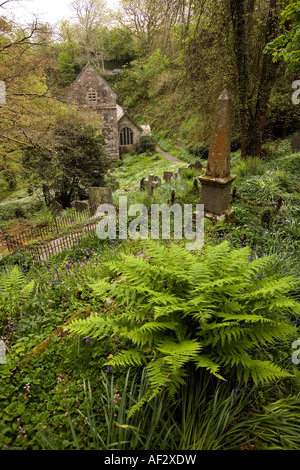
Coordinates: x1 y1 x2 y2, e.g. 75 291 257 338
198 89 236 218
291 132 300 153
51 201 63 214
141 174 162 196
88 187 113 216
173 173 181 181
74 200 89 213
188 161 203 170
164 171 174 182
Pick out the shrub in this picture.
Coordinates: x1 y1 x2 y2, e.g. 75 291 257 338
186 142 210 159
283 154 300 174
234 156 266 177
135 135 157 154
0 198 44 224
2 169 17 190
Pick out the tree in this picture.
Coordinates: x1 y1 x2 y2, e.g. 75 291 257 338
116 0 181 54
71 0 109 71
229 0 284 158
22 111 109 208
264 0 300 73
0 13 56 178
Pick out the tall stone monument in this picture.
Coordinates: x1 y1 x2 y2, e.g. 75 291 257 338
198 89 236 220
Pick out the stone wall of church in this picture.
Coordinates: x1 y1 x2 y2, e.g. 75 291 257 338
118 114 142 155
67 65 119 162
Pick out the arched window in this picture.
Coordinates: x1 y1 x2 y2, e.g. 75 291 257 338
87 86 97 104
120 127 133 146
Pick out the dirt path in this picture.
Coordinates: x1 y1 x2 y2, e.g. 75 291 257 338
156 146 182 163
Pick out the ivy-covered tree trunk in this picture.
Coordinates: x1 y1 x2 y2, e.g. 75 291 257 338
229 0 281 158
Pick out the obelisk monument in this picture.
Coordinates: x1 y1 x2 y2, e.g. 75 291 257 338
198 89 236 220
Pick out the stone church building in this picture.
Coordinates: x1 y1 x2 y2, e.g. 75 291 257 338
67 64 149 161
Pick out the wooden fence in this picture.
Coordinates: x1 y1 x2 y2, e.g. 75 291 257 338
3 210 92 253
2 208 102 260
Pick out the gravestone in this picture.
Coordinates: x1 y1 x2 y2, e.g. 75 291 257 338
140 178 146 190
88 187 113 216
188 161 203 170
51 201 63 214
164 171 174 182
141 174 161 196
198 89 236 219
74 200 89 213
291 132 300 153
173 173 181 181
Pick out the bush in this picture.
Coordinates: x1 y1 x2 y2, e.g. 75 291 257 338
186 142 210 159
0 198 44 224
283 154 300 174
234 156 266 177
2 169 17 190
135 135 157 154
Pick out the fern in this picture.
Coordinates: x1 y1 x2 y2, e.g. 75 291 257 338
68 240 300 410
0 266 34 326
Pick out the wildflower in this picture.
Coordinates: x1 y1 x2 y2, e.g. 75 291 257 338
85 337 92 343
248 255 254 262
8 325 13 332
54 279 58 284
234 387 243 397
258 274 262 279
106 367 112 374
13 323 18 328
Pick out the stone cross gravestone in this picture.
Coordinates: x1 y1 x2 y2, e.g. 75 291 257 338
198 89 236 218
291 132 300 153
141 174 162 196
88 187 113 216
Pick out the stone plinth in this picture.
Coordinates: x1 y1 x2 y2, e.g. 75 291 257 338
88 187 113 216
199 174 236 215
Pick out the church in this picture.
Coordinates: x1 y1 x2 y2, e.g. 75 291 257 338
67 63 150 161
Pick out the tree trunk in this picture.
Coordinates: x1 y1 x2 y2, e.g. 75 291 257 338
230 0 281 158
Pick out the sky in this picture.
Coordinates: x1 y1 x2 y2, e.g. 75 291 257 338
5 0 120 25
